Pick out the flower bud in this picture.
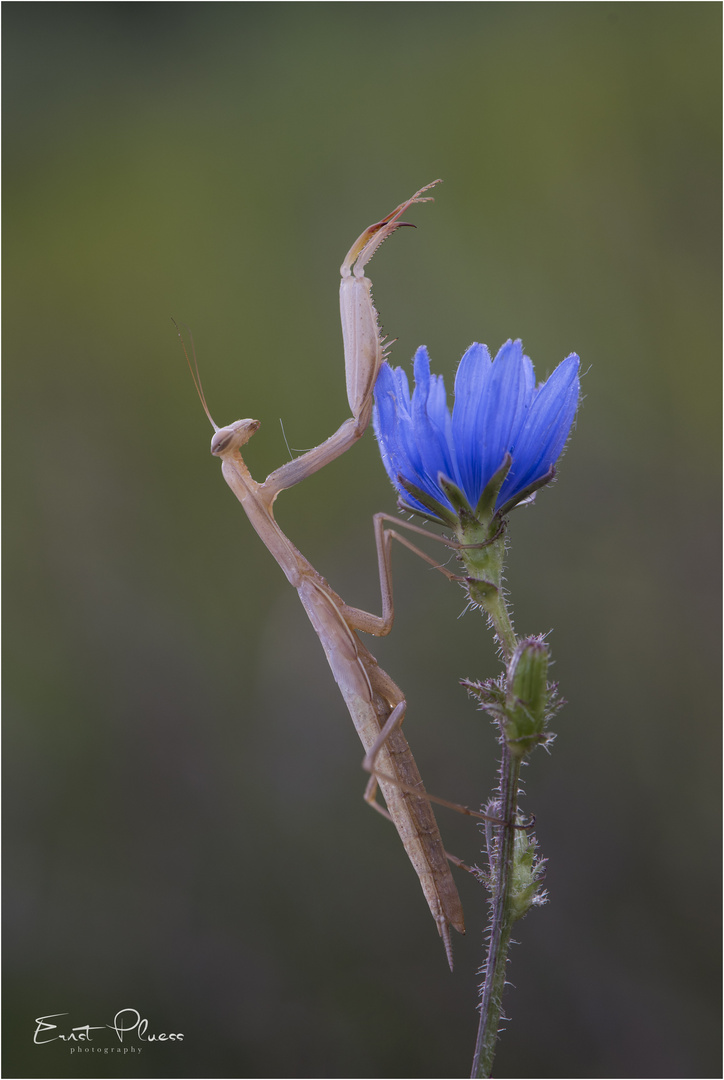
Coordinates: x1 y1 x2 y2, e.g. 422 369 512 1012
509 825 547 921
504 636 551 757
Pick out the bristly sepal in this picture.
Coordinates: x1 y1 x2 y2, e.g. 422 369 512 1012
462 675 507 726
496 464 556 519
395 475 459 528
475 453 513 520
437 474 474 520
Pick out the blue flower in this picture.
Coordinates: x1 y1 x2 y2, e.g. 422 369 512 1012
372 340 580 522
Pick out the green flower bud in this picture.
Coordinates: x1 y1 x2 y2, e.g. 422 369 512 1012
504 636 551 757
508 824 546 922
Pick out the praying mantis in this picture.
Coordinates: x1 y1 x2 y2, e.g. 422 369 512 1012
186 183 470 967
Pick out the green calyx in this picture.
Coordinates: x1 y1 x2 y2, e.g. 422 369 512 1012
447 456 512 612
455 510 506 612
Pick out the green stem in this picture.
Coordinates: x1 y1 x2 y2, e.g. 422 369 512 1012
457 533 521 1078
485 590 516 662
454 510 551 1073
471 749 521 1078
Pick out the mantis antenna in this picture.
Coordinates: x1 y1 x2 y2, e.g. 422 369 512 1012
173 317 218 432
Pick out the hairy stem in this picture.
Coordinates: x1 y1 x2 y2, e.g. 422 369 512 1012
464 563 520 1078
471 749 521 1078
485 590 516 662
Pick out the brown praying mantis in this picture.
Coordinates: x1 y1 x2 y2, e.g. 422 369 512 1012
185 183 498 968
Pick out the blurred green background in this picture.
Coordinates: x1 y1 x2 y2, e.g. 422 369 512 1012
4 4 720 1078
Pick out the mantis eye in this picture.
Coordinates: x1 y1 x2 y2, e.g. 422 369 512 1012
210 429 233 455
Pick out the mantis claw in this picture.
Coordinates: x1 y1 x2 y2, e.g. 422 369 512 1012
340 183 439 422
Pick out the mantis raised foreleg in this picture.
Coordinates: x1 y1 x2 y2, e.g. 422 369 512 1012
188 184 466 967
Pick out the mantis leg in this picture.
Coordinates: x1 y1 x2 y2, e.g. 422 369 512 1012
260 185 441 507
261 416 366 505
340 512 467 637
342 510 511 634
361 709 477 876
361 693 510 829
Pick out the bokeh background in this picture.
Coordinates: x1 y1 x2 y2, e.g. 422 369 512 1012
4 4 720 1078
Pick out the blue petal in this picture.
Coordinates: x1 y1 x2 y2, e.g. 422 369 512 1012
411 347 459 494
372 369 407 495
452 343 492 502
499 354 580 504
477 340 536 501
374 358 444 511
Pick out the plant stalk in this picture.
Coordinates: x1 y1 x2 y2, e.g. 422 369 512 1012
468 577 520 1078
471 747 521 1078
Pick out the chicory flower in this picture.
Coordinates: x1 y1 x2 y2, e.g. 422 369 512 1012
373 340 580 523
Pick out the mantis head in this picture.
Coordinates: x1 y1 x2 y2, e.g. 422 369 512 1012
210 419 260 456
